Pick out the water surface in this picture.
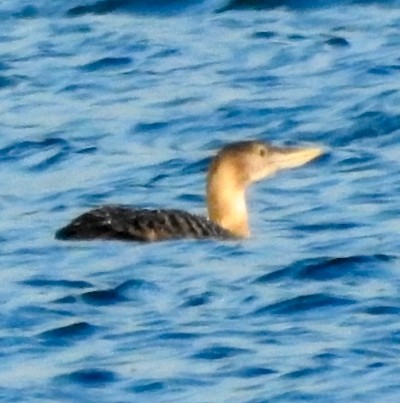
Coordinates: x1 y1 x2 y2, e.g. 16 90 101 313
1 0 400 401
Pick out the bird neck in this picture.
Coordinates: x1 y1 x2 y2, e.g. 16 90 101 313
206 160 250 237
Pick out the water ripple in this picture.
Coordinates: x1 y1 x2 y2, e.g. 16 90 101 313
255 254 397 282
57 368 118 386
39 322 98 344
253 293 355 315
191 345 251 360
80 57 133 72
0 138 71 171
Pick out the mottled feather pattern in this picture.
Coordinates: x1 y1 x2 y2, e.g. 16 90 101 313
55 206 233 241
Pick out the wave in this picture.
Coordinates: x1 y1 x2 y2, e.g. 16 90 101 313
66 0 400 16
67 0 195 16
255 254 397 283
217 0 400 12
6 0 400 19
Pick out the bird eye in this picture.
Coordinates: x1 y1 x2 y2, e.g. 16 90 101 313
259 148 266 157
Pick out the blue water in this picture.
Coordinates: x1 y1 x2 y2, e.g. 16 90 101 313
1 0 400 401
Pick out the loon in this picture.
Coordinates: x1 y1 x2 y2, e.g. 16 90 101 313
55 140 322 242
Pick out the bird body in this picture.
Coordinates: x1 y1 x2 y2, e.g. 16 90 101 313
55 205 232 242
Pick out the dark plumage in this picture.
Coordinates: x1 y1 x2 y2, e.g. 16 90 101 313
55 206 233 242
